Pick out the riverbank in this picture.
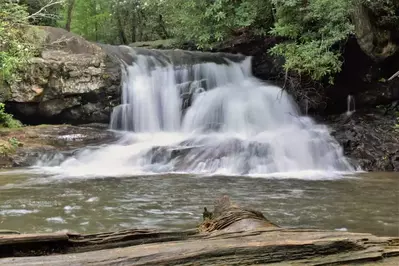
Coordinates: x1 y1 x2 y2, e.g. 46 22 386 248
0 124 117 168
324 108 399 171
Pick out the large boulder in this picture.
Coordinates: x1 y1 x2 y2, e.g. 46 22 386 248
352 0 399 62
3 26 121 124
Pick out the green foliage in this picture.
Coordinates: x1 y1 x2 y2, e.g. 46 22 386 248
0 0 376 87
269 0 354 82
0 103 22 128
56 0 356 82
8 136 22 148
60 0 173 44
0 136 22 156
59 0 274 47
362 0 399 28
0 1 41 84
20 0 63 26
165 0 273 49
59 0 114 43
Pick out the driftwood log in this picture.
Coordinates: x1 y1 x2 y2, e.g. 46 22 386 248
1 196 398 265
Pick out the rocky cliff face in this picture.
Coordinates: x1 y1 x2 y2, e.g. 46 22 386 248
2 27 121 124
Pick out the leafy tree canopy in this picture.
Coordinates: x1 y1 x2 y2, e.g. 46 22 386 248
2 0 394 83
56 0 355 82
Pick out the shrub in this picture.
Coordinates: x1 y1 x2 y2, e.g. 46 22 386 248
0 103 22 128
269 0 354 83
0 1 39 84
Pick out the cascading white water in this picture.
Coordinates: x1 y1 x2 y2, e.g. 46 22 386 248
35 47 355 179
346 95 356 116
109 56 182 132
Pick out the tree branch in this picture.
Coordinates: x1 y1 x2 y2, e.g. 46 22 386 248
26 0 65 20
388 70 399 81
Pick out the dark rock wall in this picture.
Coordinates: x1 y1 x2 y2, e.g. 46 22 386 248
326 111 399 172
324 37 399 114
218 34 399 115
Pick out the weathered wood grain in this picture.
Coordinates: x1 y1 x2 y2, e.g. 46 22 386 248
1 228 398 265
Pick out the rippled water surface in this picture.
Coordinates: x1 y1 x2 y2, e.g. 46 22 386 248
0 171 398 236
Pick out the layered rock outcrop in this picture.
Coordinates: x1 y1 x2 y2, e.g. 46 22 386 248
0 124 118 168
2 27 121 124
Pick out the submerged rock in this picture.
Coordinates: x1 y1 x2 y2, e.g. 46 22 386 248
144 137 272 174
0 124 118 168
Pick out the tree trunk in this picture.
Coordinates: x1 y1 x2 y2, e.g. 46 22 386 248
65 0 75 32
116 14 128 44
131 11 136 43
157 14 170 39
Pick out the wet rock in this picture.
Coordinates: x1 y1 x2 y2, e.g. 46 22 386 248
0 125 119 168
11 146 60 167
325 110 399 171
217 34 284 83
144 137 270 174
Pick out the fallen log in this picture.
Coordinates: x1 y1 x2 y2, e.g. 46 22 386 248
199 195 278 233
0 196 398 265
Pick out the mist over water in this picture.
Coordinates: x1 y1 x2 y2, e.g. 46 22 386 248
35 48 355 179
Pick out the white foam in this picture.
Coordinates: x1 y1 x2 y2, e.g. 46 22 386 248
0 209 39 216
86 197 99 203
46 217 67 224
57 134 86 140
32 51 355 180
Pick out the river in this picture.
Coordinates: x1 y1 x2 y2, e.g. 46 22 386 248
0 171 397 236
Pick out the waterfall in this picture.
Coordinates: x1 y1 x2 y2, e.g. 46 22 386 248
109 56 182 132
346 95 356 116
35 47 355 178
304 99 309 116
